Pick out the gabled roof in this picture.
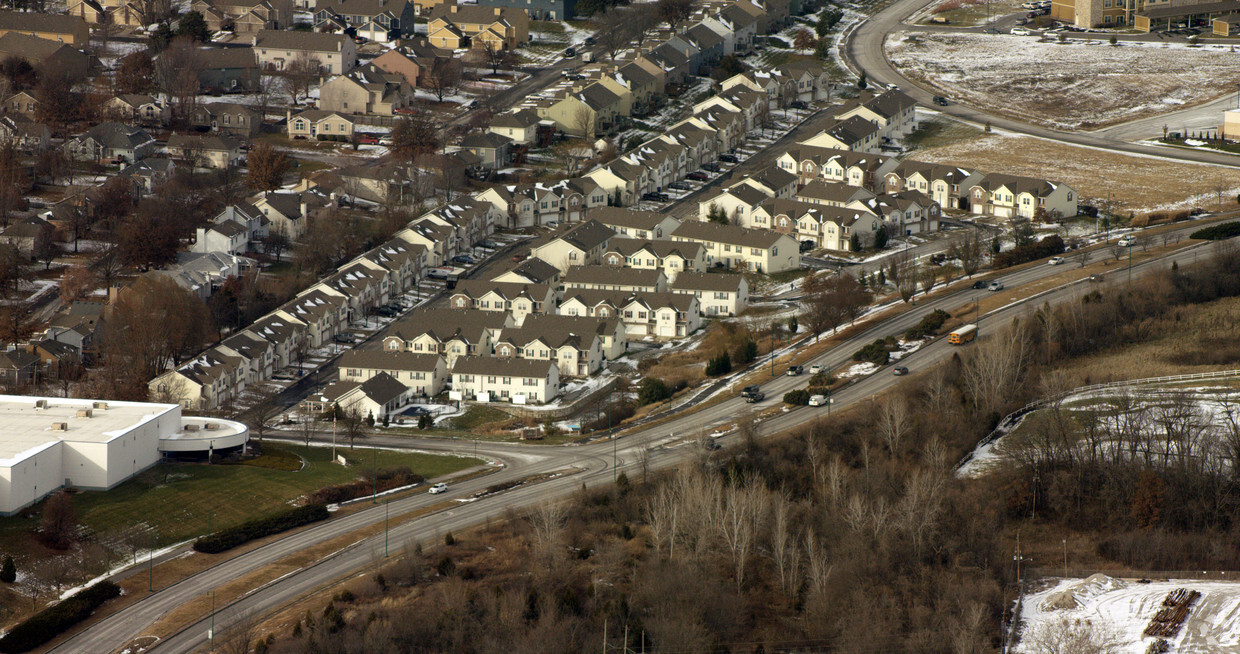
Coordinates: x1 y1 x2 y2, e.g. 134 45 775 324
321 371 407 406
972 173 1058 197
816 115 880 146
387 309 509 344
761 197 874 226
451 279 551 303
860 89 916 120
168 132 241 152
494 257 560 284
77 122 154 150
290 109 355 124
715 184 771 207
670 270 744 293
0 349 38 371
671 220 787 249
338 349 442 371
745 165 798 191
429 3 521 23
781 144 892 171
281 288 346 323
461 132 512 150
490 108 541 129
317 0 409 18
562 265 664 288
605 237 703 260
199 46 258 69
253 29 350 52
497 321 599 352
0 10 84 35
587 207 671 232
797 180 876 204
548 220 615 252
450 355 556 379
576 82 622 112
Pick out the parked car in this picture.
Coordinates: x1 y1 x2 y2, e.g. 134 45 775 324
719 153 739 163
789 100 809 110
513 253 528 263
687 171 709 181
479 240 500 249
984 27 1001 33
809 364 823 375
988 281 1005 291
584 35 595 45
800 240 815 252
452 254 475 265
893 366 909 376
745 391 766 403
334 333 356 344
1016 17 1028 25
808 394 828 407
933 96 949 106
357 134 380 145
702 162 722 172
1048 256 1065 265
429 483 448 494
641 192 670 202
668 181 692 190
1010 26 1033 35
787 365 803 376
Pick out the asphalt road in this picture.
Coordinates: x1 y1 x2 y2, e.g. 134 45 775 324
51 214 1226 654
846 0 1240 164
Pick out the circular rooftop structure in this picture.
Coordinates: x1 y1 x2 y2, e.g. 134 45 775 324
160 417 250 454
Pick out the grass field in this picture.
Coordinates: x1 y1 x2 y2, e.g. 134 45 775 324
0 445 481 559
910 131 1240 214
448 405 513 431
904 116 985 150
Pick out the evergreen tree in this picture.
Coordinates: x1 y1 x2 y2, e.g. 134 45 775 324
0 555 15 583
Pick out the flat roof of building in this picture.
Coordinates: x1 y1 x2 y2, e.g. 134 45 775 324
0 395 178 464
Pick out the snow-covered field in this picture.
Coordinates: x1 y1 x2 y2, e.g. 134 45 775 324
1018 574 1240 653
886 33 1240 130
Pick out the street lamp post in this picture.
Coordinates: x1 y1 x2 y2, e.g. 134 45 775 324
385 500 390 557
372 448 378 503
209 590 215 651
148 530 154 592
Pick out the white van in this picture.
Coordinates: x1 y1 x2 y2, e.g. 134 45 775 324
808 394 828 407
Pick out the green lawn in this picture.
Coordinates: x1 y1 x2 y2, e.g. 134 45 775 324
905 118 985 151
449 405 513 431
0 445 481 555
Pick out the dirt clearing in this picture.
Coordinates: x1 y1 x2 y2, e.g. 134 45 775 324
886 32 1240 130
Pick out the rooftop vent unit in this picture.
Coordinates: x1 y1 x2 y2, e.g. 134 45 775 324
93 402 108 410
50 422 68 431
76 409 93 418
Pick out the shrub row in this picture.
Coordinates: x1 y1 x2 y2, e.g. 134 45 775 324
903 309 950 341
853 337 894 366
783 389 810 405
307 468 425 505
0 581 121 653
994 234 1066 269
193 504 329 554
1190 222 1240 241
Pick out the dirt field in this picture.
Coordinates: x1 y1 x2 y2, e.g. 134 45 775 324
908 130 1240 213
886 33 1240 130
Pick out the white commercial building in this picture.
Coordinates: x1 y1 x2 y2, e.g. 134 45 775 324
0 395 249 515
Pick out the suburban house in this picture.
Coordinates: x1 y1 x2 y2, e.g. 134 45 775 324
519 313 626 359
616 62 663 116
692 85 766 132
166 133 243 169
369 40 456 87
448 280 555 324
250 190 331 240
492 257 561 285
192 102 262 137
589 207 679 240
192 203 267 255
318 66 413 116
118 158 176 192
287 109 356 140
834 89 918 139
670 220 798 273
861 191 941 235
40 301 104 362
0 32 90 80
153 252 249 300
3 91 38 120
313 0 416 42
670 271 748 317
536 83 625 138
338 350 447 397
313 372 410 420
192 0 291 32
0 349 41 387
274 289 348 348
730 165 799 200
463 0 575 20
800 115 883 153
494 320 603 377
473 178 607 228
776 200 884 251
353 237 426 296
198 47 262 93
104 94 170 126
2 216 52 255
602 238 705 283
562 266 667 294
427 4 529 50
529 220 615 272
583 159 649 206
775 60 832 102
558 289 702 339
149 347 247 410
396 219 457 267
0 10 90 45
966 173 1078 220
65 122 156 163
487 108 542 145
699 184 770 225
450 356 559 403
796 180 877 210
383 309 513 365
882 161 978 212
776 144 897 188
0 116 49 152
460 132 511 169
252 30 357 74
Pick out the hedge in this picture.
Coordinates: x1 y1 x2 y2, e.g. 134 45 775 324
993 235 1066 269
853 338 892 366
783 389 810 405
0 581 121 653
904 309 950 341
1191 222 1240 241
308 468 425 505
193 504 329 554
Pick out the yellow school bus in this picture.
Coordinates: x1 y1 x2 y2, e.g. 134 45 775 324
948 324 977 345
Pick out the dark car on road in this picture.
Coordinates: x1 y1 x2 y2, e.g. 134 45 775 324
933 96 949 106
893 366 909 376
971 280 989 290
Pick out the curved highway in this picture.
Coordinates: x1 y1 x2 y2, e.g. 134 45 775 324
846 0 1240 168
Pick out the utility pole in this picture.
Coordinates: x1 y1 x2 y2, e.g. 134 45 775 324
209 590 215 651
1062 538 1067 578
148 530 154 592
385 500 390 557
372 448 378 503
769 327 775 376
1128 243 1133 284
